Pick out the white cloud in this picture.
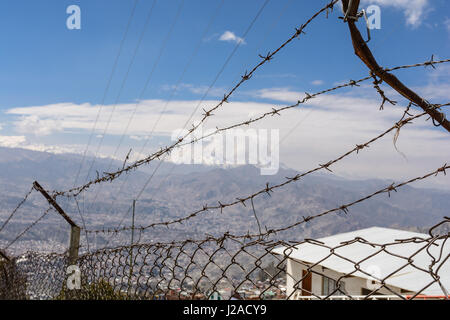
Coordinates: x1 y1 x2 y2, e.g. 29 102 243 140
311 80 324 86
418 83 450 101
361 0 430 27
15 114 63 136
3 82 450 188
414 64 450 101
218 31 246 45
253 87 304 103
0 135 79 154
0 134 113 157
0 135 26 148
249 86 450 188
202 33 220 42
161 83 225 97
19 143 83 155
129 135 151 141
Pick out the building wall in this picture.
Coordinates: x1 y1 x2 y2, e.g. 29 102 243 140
286 258 408 299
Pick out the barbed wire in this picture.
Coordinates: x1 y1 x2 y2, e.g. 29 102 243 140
82 0 159 187
97 0 329 244
238 163 449 240
178 58 450 148
83 103 449 235
172 0 271 143
276 220 449 300
85 0 224 242
71 0 140 190
66 0 142 250
342 0 450 131
96 58 450 238
97 0 287 236
3 207 54 251
83 0 225 221
0 186 35 234
6 59 446 250
50 57 450 199
2 0 450 301
83 0 182 216
50 0 340 199
87 159 449 241
3 59 448 269
2 217 448 300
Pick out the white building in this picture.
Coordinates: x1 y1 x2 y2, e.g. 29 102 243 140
272 227 449 300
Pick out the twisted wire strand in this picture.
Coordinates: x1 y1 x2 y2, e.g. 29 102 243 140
83 103 449 234
51 57 450 199
51 0 341 199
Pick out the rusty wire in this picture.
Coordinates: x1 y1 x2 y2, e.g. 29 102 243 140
238 163 449 240
0 186 35 234
92 161 449 241
93 66 450 241
49 57 450 199
3 207 54 251
83 103 449 235
49 0 340 199
1 0 450 301
1 217 448 300
178 59 450 148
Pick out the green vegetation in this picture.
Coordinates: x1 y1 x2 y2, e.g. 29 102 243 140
55 278 127 300
0 259 28 299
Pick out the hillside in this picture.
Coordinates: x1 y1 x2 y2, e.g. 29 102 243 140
0 147 449 254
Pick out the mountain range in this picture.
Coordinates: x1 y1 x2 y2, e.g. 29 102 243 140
0 147 449 254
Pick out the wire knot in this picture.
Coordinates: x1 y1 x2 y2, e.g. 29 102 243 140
294 25 306 38
436 164 447 176
202 108 214 117
339 205 349 215
264 183 272 196
258 51 272 62
319 162 333 172
237 198 247 207
355 144 368 154
386 183 398 197
241 70 252 81
271 108 281 116
424 54 436 69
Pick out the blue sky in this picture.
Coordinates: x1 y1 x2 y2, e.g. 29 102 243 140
0 0 449 187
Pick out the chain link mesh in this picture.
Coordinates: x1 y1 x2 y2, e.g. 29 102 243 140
1 218 448 300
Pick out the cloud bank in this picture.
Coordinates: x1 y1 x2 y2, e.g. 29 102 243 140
361 0 430 27
3 82 450 189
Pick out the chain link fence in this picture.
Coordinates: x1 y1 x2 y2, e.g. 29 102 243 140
1 0 449 301
1 218 448 300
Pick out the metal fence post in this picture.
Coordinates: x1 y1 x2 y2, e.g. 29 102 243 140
69 225 81 266
33 181 80 265
128 200 136 296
